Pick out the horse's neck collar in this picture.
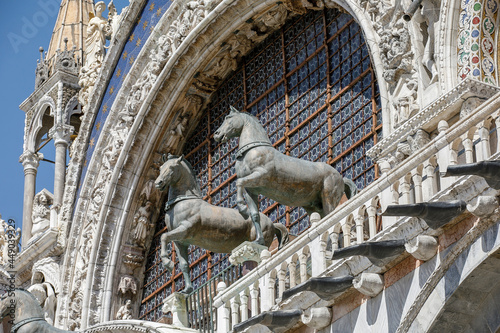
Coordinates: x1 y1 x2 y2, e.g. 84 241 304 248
165 194 201 210
237 141 273 158
11 317 46 332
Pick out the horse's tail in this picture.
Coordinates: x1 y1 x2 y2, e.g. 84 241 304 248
274 223 289 249
343 178 358 199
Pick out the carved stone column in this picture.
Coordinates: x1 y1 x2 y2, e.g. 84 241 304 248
239 290 249 322
354 215 365 244
49 124 73 207
230 297 240 329
249 283 260 317
19 151 42 247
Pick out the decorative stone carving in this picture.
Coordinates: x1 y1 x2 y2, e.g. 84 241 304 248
128 180 158 249
118 275 138 295
379 15 413 83
55 38 79 75
262 5 289 28
229 241 268 265
115 299 133 320
163 112 191 154
393 76 419 127
79 1 113 106
0 216 21 265
460 97 484 118
412 0 441 84
163 292 189 327
28 257 61 326
30 190 54 242
35 47 50 89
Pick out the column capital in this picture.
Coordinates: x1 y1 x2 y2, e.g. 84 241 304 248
19 151 43 171
49 124 74 146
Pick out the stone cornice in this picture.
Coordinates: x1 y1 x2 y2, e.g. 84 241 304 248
366 79 500 162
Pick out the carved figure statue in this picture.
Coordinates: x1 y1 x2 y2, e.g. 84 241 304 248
132 201 154 248
85 1 112 68
0 289 71 332
165 114 190 153
412 0 441 83
155 154 289 293
116 299 133 320
214 107 357 244
31 191 53 240
28 272 57 325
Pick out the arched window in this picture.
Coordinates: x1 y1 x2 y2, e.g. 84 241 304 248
140 7 381 321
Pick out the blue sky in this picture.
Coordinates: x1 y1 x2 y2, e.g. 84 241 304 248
0 1 128 229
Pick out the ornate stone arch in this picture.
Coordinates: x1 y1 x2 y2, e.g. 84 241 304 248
26 96 56 152
59 0 390 329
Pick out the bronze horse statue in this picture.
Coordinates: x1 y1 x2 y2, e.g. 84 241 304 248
155 154 289 293
214 107 357 245
0 289 71 332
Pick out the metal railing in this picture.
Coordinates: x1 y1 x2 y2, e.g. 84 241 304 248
186 264 243 332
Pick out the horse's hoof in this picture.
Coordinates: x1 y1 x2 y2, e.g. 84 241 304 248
161 258 175 271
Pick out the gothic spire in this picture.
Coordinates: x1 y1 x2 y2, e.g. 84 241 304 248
45 0 95 63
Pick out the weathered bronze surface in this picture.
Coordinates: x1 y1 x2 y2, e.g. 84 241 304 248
0 289 71 332
281 275 354 301
214 107 357 244
382 201 467 229
443 161 500 189
155 155 289 293
232 309 303 333
331 239 406 266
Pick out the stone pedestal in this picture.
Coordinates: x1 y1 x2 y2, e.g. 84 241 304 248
229 241 268 266
162 292 189 328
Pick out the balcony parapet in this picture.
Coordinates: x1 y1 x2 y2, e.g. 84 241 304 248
212 90 500 332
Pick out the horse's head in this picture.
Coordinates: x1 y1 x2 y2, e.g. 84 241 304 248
155 154 184 192
214 106 245 143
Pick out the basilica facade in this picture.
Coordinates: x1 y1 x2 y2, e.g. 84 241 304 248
13 0 500 332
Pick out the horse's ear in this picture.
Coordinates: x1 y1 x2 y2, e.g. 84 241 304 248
229 105 240 114
175 155 183 164
161 154 167 163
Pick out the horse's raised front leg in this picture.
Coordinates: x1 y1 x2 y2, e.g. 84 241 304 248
174 241 193 294
244 191 264 246
160 220 193 271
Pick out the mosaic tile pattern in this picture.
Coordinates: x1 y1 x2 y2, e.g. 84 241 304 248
458 0 499 84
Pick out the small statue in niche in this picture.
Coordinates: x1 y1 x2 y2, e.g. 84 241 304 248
116 299 133 320
27 272 58 325
132 201 154 248
413 0 441 83
164 113 190 153
31 191 53 241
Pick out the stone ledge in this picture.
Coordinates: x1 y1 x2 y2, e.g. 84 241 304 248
84 320 198 333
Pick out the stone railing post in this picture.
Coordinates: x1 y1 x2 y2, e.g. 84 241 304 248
162 292 189 328
249 283 260 317
216 282 230 332
411 169 423 203
239 290 249 322
462 136 474 163
299 253 308 283
477 125 491 161
230 296 240 329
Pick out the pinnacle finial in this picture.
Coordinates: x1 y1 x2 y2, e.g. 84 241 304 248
39 47 44 61
64 37 69 51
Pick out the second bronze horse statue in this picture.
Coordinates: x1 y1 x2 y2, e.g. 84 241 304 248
155 154 288 293
214 107 357 244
